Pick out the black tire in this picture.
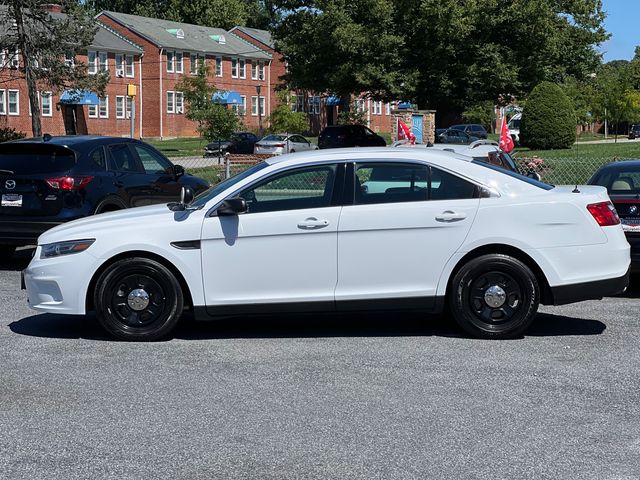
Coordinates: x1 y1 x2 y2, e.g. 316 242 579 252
0 245 16 258
449 254 539 339
94 257 184 341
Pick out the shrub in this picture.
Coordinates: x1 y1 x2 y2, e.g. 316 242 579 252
0 127 26 143
521 82 576 149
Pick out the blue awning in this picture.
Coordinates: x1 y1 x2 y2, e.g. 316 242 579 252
397 102 415 109
212 91 242 105
59 90 99 105
325 96 342 106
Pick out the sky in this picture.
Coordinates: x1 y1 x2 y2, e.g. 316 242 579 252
600 0 637 61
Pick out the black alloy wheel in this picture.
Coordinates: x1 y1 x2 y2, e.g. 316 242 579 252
94 257 183 341
449 254 539 339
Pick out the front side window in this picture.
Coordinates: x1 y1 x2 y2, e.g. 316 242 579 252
133 144 171 174
238 165 337 214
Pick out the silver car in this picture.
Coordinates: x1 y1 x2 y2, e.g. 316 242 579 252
254 134 319 155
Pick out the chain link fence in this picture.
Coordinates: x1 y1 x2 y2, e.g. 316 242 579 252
171 150 640 188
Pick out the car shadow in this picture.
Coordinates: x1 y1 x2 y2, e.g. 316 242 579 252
0 247 35 272
9 310 606 342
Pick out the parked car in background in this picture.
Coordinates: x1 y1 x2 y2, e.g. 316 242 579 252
204 132 259 157
254 134 319 155
508 114 521 144
24 147 629 341
436 128 479 144
318 125 386 149
0 135 209 258
449 124 488 139
589 161 640 270
629 125 640 140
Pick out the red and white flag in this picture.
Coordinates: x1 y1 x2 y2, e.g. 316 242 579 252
397 119 416 144
499 115 514 153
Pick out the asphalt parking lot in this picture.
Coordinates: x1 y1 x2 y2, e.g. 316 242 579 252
1 248 640 479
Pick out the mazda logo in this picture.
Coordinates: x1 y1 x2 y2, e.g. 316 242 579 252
630 205 638 215
5 180 16 190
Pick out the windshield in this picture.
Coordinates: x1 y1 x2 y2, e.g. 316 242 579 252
472 160 554 190
191 162 270 207
262 135 287 142
508 119 521 129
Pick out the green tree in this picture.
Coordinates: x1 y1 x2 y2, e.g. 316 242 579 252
462 101 495 132
520 82 576 149
1 1 109 137
267 90 308 134
176 64 241 142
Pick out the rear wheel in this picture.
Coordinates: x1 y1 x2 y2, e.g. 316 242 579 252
94 257 183 341
449 254 539 339
0 245 16 258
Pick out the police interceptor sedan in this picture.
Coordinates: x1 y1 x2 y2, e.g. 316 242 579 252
23 148 630 341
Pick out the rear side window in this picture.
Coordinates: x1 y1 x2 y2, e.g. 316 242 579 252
0 147 75 175
108 144 139 173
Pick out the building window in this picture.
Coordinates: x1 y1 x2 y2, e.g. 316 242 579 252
231 58 238 78
307 96 320 115
116 96 125 118
126 96 133 118
98 52 108 72
259 62 265 80
10 48 19 69
64 51 74 69
239 59 246 79
251 62 258 80
98 96 108 118
175 91 184 113
385 102 391 115
8 90 19 115
356 98 365 112
251 95 258 116
88 50 97 74
259 96 265 116
167 91 175 113
293 95 304 113
0 90 6 115
232 95 246 115
125 55 134 77
215 57 222 77
166 51 175 73
41 91 52 117
372 101 382 115
176 52 183 74
115 54 125 77
88 104 97 118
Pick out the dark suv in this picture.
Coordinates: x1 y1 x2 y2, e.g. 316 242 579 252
318 125 386 149
629 125 640 140
0 136 209 257
204 131 259 156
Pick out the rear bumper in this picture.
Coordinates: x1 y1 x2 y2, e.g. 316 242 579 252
551 268 630 305
0 220 64 245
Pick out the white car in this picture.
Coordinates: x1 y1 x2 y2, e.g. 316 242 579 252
254 134 319 155
23 148 630 341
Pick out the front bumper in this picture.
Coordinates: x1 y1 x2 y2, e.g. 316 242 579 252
551 267 630 305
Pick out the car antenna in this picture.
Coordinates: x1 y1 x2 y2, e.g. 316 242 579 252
572 185 580 193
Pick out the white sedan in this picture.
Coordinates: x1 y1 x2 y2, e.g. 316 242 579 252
254 134 319 155
23 148 630 341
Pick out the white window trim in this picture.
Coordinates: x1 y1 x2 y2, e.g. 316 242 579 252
98 52 108 73
240 95 246 115
115 54 124 77
88 50 97 75
231 58 238 79
0 89 5 115
251 95 258 116
259 96 265 116
166 51 175 73
385 102 391 115
216 57 222 77
176 52 184 74
116 95 125 119
88 104 98 118
8 89 19 115
41 91 52 117
126 96 132 118
98 96 109 118
125 55 134 77
239 58 246 79
167 91 175 114
175 91 184 114
251 61 258 80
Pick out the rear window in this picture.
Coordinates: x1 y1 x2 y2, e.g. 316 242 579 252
592 170 640 194
263 135 287 141
0 146 75 175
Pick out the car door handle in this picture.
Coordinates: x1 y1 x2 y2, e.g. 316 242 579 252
435 211 467 222
297 217 329 230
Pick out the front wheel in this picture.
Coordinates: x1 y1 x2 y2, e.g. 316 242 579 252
94 257 184 341
449 254 539 339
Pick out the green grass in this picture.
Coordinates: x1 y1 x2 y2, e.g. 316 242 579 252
146 137 208 157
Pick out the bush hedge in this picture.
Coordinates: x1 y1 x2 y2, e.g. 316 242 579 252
521 82 576 149
0 126 26 143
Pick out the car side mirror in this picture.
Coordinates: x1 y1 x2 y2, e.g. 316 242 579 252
174 164 185 178
217 197 247 216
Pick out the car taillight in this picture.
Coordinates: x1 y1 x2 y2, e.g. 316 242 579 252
46 176 94 191
587 201 620 226
273 143 285 148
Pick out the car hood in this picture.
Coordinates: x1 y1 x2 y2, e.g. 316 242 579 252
38 204 177 245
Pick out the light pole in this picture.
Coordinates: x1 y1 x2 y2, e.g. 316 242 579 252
256 84 262 136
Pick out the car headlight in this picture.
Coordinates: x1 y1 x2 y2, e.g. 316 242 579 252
40 239 95 259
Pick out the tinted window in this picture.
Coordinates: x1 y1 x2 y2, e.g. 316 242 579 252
86 147 106 171
133 144 171 174
108 144 139 172
0 148 75 175
356 163 428 204
592 169 640 194
430 167 478 200
239 165 336 214
473 160 554 190
192 162 270 208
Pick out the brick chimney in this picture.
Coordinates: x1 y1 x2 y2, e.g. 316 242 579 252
41 4 63 13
